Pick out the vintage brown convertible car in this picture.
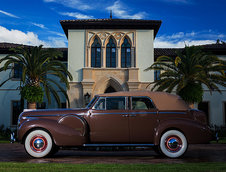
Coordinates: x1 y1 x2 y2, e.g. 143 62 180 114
15 91 213 158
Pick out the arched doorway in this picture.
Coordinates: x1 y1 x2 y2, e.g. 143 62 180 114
105 86 116 93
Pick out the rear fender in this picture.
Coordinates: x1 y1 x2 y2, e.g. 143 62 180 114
154 119 212 145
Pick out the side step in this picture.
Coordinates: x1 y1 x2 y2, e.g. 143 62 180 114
83 144 154 147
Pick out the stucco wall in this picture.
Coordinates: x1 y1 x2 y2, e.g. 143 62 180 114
0 54 67 128
136 30 154 82
0 54 20 128
68 30 85 82
203 90 226 126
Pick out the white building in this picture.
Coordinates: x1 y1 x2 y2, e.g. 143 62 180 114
60 19 162 108
0 43 68 129
0 19 225 129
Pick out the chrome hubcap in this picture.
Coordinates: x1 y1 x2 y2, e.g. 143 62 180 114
165 136 182 153
30 135 47 152
33 139 44 149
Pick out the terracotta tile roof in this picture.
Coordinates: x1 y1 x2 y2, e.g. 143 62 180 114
199 43 226 49
0 42 31 49
154 48 182 58
0 42 67 61
154 43 226 59
60 18 162 38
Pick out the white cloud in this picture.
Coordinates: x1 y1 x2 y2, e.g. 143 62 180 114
49 31 65 37
32 23 46 29
43 0 92 10
47 37 67 47
60 12 94 19
106 1 147 19
0 9 19 18
154 38 215 48
154 30 226 48
0 25 48 46
0 25 66 48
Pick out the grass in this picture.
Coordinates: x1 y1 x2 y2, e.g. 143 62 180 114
0 162 226 172
211 137 226 144
0 135 10 143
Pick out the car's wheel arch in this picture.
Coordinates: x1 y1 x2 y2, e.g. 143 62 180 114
22 127 55 145
154 126 187 146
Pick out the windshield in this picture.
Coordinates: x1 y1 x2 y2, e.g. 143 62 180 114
86 96 98 109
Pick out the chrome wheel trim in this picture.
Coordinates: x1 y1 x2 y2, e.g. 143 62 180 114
25 130 53 158
160 130 187 158
165 136 182 153
30 135 48 152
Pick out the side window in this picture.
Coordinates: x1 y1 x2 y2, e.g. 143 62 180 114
132 97 155 110
13 63 22 79
94 98 105 110
106 97 125 110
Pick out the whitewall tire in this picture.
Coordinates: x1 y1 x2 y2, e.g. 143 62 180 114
24 130 53 158
159 130 187 158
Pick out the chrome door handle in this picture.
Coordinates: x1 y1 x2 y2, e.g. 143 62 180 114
130 114 136 117
122 115 129 117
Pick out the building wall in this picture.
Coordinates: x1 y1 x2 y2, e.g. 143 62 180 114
201 54 226 126
68 30 85 82
0 54 21 128
136 30 154 82
0 53 67 129
67 29 155 108
203 90 226 126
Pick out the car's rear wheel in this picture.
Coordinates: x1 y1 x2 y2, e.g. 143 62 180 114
159 130 187 158
24 130 53 158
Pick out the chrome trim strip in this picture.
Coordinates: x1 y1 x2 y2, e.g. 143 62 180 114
159 112 186 114
92 112 157 116
83 143 154 147
25 114 62 118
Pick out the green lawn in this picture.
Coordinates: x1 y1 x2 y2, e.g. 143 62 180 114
211 137 226 144
0 162 226 172
0 135 10 143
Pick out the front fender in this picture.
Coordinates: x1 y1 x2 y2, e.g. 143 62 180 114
154 119 212 145
18 115 88 146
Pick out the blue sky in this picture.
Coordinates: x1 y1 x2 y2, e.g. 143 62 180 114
0 0 225 48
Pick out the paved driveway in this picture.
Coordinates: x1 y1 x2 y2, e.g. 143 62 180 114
0 143 226 164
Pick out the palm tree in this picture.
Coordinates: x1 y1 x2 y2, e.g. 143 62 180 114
0 45 73 109
146 45 226 104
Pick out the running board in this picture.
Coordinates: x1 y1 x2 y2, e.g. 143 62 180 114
83 144 154 147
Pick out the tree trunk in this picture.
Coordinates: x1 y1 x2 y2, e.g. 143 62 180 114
28 102 36 109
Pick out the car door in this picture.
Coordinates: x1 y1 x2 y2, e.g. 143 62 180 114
89 96 130 143
128 96 158 143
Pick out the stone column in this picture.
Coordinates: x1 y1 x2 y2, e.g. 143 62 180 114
87 46 91 67
131 47 135 67
102 47 106 68
116 47 121 68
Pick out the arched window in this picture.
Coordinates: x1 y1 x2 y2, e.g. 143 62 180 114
121 37 131 68
91 37 101 67
106 38 116 68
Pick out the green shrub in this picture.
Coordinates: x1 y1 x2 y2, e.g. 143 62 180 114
20 85 44 103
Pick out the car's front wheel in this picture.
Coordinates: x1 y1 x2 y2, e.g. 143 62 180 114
159 130 187 158
24 129 53 158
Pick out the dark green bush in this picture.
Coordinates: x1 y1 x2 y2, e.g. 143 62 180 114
20 85 44 103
